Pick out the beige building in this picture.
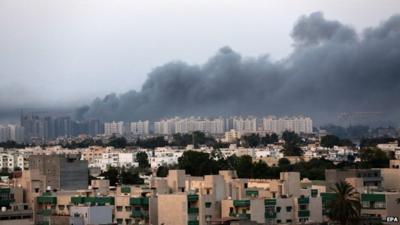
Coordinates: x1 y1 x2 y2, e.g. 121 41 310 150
5 162 400 225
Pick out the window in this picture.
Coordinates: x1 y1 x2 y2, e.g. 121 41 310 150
276 207 281 213
286 206 292 212
277 219 281 223
299 218 308 223
116 206 123 212
374 202 385 209
286 219 292 223
205 202 212 208
362 201 370 208
299 205 307 210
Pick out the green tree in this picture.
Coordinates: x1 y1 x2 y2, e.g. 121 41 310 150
120 167 144 185
178 151 215 176
235 155 254 178
136 152 150 168
101 166 119 186
320 135 341 148
0 140 25 149
282 131 302 145
282 144 303 156
359 148 389 168
242 134 260 147
278 158 291 167
136 136 168 149
261 133 278 145
156 166 169 177
252 160 269 178
171 133 192 147
326 181 361 225
321 135 354 148
293 158 335 180
108 136 127 148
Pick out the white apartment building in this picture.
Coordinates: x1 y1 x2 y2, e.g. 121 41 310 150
154 118 177 135
174 117 224 134
223 129 241 143
262 116 313 134
81 147 140 171
104 121 125 136
232 117 257 134
0 152 27 170
149 147 183 168
130 120 149 135
0 125 10 142
0 124 24 143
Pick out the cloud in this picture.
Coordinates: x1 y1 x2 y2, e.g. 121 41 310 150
77 12 400 124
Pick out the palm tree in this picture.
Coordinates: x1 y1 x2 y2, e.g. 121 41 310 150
326 181 361 225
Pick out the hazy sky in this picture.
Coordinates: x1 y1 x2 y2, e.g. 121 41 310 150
1 0 400 109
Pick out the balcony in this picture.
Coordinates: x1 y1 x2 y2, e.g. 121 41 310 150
142 197 149 205
188 207 199 214
321 193 336 205
130 197 149 206
121 186 131 194
298 210 310 218
36 209 53 216
229 212 250 220
264 212 277 219
84 196 115 206
187 194 199 202
131 210 143 218
71 196 84 205
264 199 276 206
238 213 251 220
361 194 385 202
0 188 10 194
37 196 57 205
233 200 250 207
188 220 199 225
311 189 318 197
37 222 50 225
0 199 13 207
245 190 259 197
297 197 309 205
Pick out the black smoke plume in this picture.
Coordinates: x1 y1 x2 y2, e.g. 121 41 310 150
77 12 400 124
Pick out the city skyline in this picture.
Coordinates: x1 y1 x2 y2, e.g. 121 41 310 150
1 2 400 225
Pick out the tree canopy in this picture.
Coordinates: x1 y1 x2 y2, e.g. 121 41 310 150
326 181 361 225
136 151 150 168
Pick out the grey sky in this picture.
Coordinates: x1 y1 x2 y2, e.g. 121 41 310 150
1 0 400 109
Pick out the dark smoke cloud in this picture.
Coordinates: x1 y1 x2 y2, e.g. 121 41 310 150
77 12 400 124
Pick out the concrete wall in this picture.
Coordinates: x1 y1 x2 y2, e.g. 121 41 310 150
249 199 264 224
158 194 187 225
60 158 88 190
70 206 113 225
381 169 400 191
1 219 34 225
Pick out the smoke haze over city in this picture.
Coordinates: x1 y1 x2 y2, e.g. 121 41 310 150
77 12 400 125
1 1 400 125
